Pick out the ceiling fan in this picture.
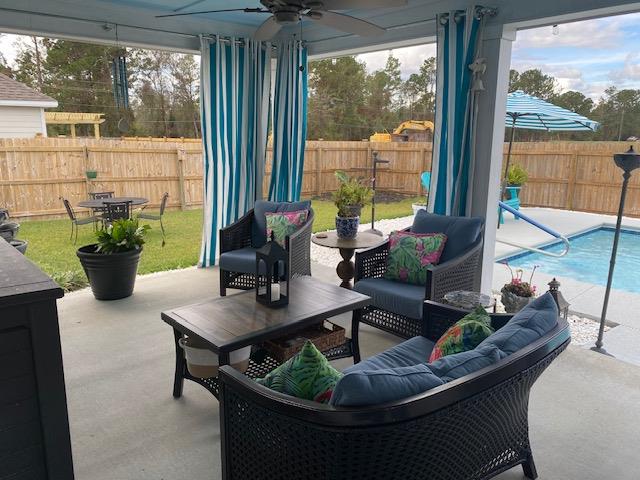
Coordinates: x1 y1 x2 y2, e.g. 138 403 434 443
156 0 407 40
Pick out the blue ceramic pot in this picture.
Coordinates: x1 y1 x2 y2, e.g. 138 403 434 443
335 216 359 239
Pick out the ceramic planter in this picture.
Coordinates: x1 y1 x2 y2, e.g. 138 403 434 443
77 244 142 300
10 240 28 255
500 288 534 313
0 222 19 242
335 216 359 239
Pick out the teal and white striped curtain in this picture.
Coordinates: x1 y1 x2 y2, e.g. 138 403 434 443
269 40 308 202
429 7 486 216
199 36 271 267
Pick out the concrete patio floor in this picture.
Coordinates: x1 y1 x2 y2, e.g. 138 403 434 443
58 262 640 479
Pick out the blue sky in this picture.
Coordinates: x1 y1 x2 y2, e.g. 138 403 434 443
2 11 640 101
358 12 640 101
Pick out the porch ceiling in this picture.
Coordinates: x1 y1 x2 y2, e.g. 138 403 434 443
1 0 640 56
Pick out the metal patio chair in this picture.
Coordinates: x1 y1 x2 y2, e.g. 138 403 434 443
105 201 132 223
61 197 100 245
138 192 169 242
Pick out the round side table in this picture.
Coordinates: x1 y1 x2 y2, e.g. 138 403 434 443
312 231 386 289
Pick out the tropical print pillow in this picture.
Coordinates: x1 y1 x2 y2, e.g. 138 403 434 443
265 209 308 247
255 340 343 403
384 231 447 285
428 306 494 362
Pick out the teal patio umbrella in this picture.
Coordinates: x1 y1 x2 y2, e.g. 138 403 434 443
502 90 600 190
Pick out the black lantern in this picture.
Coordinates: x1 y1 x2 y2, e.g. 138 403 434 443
547 278 569 321
255 234 289 308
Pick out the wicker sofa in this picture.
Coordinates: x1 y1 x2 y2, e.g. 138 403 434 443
218 288 570 480
218 200 314 296
354 211 485 339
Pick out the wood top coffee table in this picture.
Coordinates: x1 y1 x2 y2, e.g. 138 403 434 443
162 276 370 399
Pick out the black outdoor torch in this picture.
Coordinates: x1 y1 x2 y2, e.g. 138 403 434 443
593 146 640 354
366 151 390 236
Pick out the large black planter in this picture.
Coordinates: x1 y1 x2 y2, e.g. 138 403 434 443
77 244 142 300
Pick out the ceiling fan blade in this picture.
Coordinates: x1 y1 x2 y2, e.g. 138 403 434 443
156 8 267 18
254 16 283 41
319 0 407 10
311 11 384 37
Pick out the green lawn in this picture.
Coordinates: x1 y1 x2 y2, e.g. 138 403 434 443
18 197 419 291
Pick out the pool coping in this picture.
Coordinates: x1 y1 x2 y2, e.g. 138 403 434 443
495 222 640 263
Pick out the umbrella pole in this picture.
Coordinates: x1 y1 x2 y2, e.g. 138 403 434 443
498 117 517 230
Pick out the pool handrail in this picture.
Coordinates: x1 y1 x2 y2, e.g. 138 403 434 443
497 201 570 258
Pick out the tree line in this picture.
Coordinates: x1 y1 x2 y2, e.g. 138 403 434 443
0 36 199 138
2 35 639 141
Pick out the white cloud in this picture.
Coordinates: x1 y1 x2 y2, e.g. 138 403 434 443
357 43 436 79
513 14 639 51
609 52 640 83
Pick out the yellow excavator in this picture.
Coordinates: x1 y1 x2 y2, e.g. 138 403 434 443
369 120 434 142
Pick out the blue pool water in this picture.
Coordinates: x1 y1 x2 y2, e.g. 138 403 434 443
503 227 640 294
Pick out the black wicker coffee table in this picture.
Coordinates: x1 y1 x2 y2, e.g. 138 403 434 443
161 276 370 399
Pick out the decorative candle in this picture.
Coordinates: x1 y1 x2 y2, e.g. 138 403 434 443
271 283 280 302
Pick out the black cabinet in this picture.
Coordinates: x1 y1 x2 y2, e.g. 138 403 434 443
0 239 74 479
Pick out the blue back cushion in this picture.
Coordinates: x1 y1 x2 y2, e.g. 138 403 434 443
329 363 444 407
252 200 311 247
411 211 483 263
429 345 506 382
479 292 559 355
345 336 435 373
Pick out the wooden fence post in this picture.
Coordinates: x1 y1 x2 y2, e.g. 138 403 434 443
566 151 578 210
176 148 186 210
316 147 323 197
417 147 427 195
82 145 91 198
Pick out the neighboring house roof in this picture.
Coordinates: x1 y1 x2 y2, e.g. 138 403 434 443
0 73 58 108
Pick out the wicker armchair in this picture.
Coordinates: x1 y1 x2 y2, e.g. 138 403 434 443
353 213 484 339
219 207 314 296
218 289 570 480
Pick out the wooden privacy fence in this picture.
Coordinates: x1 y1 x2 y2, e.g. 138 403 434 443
0 137 638 219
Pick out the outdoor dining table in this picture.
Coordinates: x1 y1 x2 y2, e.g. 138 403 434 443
77 196 149 209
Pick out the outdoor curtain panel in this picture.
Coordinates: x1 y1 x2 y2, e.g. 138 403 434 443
429 7 488 216
269 40 308 202
199 36 271 267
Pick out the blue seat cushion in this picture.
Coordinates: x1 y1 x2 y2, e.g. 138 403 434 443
252 200 311 248
329 363 444 407
429 345 506 382
220 246 285 275
353 278 425 319
411 211 483 263
479 292 558 355
344 336 435 374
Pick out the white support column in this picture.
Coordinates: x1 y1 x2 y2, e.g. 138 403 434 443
470 24 515 294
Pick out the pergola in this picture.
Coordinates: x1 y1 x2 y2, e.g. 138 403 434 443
44 111 106 138
2 0 640 289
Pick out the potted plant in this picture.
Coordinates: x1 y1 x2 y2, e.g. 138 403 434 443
507 164 528 187
500 263 537 313
77 217 150 300
333 170 373 239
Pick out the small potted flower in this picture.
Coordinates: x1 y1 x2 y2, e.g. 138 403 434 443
77 217 150 300
500 263 538 313
333 170 373 239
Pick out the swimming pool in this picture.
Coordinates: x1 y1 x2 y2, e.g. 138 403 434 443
501 227 640 294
